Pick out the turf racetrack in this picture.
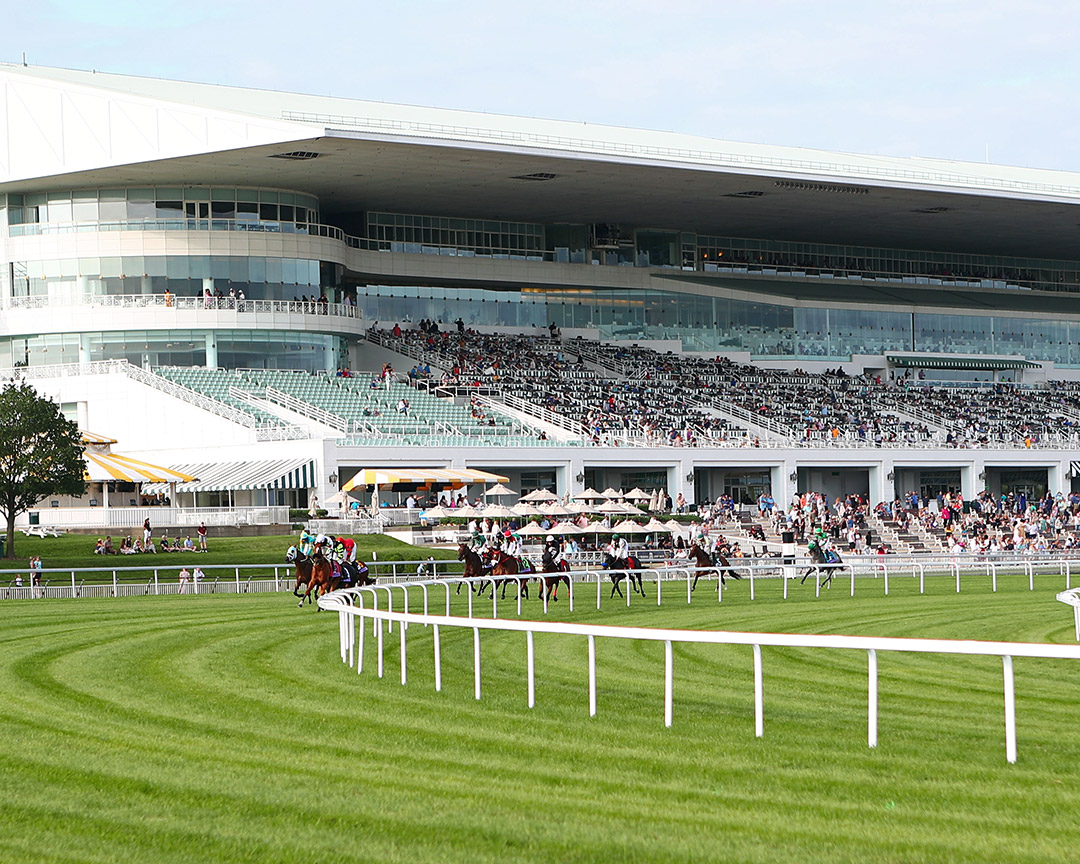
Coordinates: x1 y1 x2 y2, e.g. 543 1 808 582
2 574 1079 863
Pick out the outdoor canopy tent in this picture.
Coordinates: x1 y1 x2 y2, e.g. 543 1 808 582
83 452 198 484
342 467 509 491
143 458 315 494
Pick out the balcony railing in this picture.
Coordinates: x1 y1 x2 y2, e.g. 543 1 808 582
6 293 361 318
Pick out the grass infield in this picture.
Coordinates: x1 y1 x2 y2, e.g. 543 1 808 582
1 572 1078 863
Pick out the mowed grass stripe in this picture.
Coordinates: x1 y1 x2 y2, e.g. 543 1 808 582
0 580 1078 863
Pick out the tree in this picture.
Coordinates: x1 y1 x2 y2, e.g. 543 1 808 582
0 382 85 558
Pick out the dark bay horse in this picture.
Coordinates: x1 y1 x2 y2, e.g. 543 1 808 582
457 544 485 594
600 552 646 598
539 549 571 602
688 544 744 591
800 541 841 588
291 552 335 608
487 550 529 600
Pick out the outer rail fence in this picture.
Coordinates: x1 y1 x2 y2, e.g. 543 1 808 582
4 554 1080 601
320 569 1080 764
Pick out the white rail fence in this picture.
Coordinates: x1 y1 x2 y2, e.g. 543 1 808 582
1056 587 1080 640
321 567 1080 764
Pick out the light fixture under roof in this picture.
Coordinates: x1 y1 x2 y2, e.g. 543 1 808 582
510 172 557 181
724 190 765 198
774 180 869 195
270 151 322 161
911 206 951 214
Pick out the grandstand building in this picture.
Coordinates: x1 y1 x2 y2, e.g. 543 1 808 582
2 62 1080 521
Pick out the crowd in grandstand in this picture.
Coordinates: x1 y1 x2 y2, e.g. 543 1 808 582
373 325 1080 448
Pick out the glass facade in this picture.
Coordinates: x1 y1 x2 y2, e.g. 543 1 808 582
357 283 1080 366
366 212 544 256
1 330 342 372
10 256 327 302
6 187 320 231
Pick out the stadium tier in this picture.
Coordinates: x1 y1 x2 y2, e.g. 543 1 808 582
5 63 1080 518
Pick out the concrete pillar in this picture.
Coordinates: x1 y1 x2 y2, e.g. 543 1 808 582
78 333 91 365
1049 461 1068 496
676 462 696 506
140 275 151 297
568 457 585 498
868 463 891 507
205 333 217 369
962 461 983 501
324 336 336 373
77 401 88 430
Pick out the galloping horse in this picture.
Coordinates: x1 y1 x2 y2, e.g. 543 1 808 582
687 544 744 591
600 552 646 599
457 544 486 594
289 551 335 608
539 548 571 602
486 550 529 600
800 540 842 588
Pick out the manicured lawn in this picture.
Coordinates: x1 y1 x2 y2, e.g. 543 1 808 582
0 574 1078 863
0 532 454 575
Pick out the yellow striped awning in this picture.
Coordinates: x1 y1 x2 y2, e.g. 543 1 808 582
342 467 510 492
83 452 198 484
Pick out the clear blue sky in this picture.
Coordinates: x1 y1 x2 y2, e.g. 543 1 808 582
6 0 1078 172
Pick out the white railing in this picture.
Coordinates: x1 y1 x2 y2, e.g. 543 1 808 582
6 294 361 319
22 506 289 529
322 562 1080 764
1056 587 1080 641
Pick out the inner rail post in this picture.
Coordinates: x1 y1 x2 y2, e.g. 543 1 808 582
753 644 763 738
473 627 481 700
868 648 878 748
527 630 535 708
587 634 596 717
664 639 673 727
1003 654 1017 764
433 623 442 692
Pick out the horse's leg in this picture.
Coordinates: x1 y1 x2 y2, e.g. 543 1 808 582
610 578 622 599
800 566 814 585
691 572 700 592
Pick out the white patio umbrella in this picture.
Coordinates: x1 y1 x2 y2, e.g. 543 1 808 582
624 488 651 501
520 488 559 502
617 501 646 514
585 520 613 533
600 487 623 499
511 502 543 516
665 519 690 534
420 505 452 520
550 520 585 535
597 500 626 514
454 504 482 518
484 483 518 498
540 502 573 517
644 518 672 533
515 522 549 536
481 504 516 518
574 487 605 501
614 519 650 534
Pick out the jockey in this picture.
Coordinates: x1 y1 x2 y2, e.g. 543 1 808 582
504 531 522 559
341 536 357 564
313 532 332 559
608 533 629 564
544 535 566 570
298 528 314 557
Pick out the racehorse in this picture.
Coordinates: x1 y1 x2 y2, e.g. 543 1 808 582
800 540 842 588
484 550 530 600
600 552 646 599
457 544 486 594
289 550 335 608
539 548 571 602
338 559 376 589
687 544 744 591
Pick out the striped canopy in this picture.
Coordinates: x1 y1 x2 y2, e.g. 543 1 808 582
143 458 314 493
83 452 197 484
342 467 509 492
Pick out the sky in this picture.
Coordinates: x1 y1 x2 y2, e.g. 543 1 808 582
4 0 1079 172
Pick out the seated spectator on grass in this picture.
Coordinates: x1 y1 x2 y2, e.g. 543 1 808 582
93 538 105 555
183 535 195 552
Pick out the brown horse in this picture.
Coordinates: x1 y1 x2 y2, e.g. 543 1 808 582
457 544 485 593
600 552 646 598
292 553 335 608
486 550 530 600
540 549 571 602
688 544 744 591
